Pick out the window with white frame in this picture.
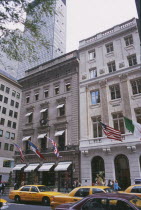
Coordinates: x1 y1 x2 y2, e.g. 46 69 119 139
26 96 30 103
25 112 33 123
112 112 125 134
110 84 121 100
89 49 96 60
35 93 39 101
65 83 71 92
12 90 16 97
44 90 48 98
0 129 3 137
4 143 9 150
106 43 114 53
55 86 59 95
89 68 97 79
57 104 65 116
5 131 10 139
127 54 137 66
40 108 48 120
91 90 100 105
135 108 141 124
107 61 116 73
131 79 141 95
92 116 102 138
11 133 15 140
16 92 20 99
124 35 133 46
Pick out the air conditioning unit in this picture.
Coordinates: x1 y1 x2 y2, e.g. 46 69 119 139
40 119 48 126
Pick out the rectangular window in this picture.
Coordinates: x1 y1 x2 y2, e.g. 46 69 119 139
9 110 13 117
3 160 11 167
14 112 18 118
106 43 114 53
0 94 3 102
135 108 141 124
91 90 100 105
16 92 20 99
89 68 97 79
11 133 15 140
5 131 10 139
110 84 121 100
28 114 33 123
12 122 17 129
7 120 12 128
12 90 16 97
112 112 125 134
124 35 133 46
92 116 102 138
4 97 8 104
42 110 48 120
26 96 30 103
107 61 116 73
0 142 1 149
0 129 3 137
0 118 5 125
10 100 14 106
131 79 141 95
35 93 39 101
89 50 96 60
10 144 14 151
58 105 65 116
15 102 19 108
66 83 71 92
2 107 6 114
44 90 48 98
6 87 10 94
127 54 137 66
0 84 5 91
55 87 59 95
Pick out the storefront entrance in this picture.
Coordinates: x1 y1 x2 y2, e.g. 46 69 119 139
58 170 72 192
91 156 105 185
42 171 55 187
115 154 131 190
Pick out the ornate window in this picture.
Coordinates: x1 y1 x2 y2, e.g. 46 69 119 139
106 43 114 53
91 90 100 105
110 84 121 100
92 116 102 138
127 54 137 66
131 79 141 95
112 112 125 134
124 35 133 46
107 61 116 73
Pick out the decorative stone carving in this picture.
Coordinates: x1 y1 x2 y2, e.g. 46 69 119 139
119 74 128 82
82 74 87 80
119 62 125 68
99 69 105 74
99 79 107 87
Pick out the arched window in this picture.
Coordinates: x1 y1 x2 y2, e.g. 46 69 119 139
115 154 131 190
91 156 105 184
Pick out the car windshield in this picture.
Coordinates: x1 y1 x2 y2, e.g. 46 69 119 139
104 188 115 193
130 197 141 209
38 186 50 192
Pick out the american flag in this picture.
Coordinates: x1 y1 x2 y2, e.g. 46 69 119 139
47 137 62 158
13 143 25 162
100 122 122 141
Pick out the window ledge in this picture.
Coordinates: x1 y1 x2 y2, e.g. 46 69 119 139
105 52 114 57
56 115 66 119
90 103 101 109
88 58 96 63
125 44 135 51
109 98 122 105
131 94 141 100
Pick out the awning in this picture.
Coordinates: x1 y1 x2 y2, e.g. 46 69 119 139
40 108 48 113
24 163 39 172
56 104 64 109
54 130 65 136
37 133 47 139
22 136 31 141
13 164 26 171
38 163 55 171
25 112 32 117
54 162 72 171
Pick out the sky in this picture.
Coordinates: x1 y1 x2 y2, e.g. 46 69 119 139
66 0 138 52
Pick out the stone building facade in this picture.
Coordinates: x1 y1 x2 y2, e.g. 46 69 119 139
79 18 141 189
14 51 80 191
0 70 22 182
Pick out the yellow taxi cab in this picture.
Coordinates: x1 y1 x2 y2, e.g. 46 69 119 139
9 185 62 206
51 185 114 208
123 184 141 198
0 199 9 209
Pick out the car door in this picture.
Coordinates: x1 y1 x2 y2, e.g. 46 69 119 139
130 186 141 198
29 186 40 202
19 186 31 201
81 198 108 210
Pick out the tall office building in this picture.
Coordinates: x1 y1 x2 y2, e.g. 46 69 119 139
0 0 66 79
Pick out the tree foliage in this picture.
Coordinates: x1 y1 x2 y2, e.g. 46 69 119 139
0 0 56 62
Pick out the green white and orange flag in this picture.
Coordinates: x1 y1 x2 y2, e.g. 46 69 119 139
124 117 141 139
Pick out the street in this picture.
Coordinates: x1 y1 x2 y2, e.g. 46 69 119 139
1 195 52 210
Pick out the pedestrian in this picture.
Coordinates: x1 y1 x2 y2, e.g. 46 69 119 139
107 179 113 188
14 182 19 190
64 181 69 193
1 182 5 195
21 180 25 187
113 180 121 191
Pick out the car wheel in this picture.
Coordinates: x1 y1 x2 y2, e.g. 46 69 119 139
15 195 20 203
42 197 50 206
